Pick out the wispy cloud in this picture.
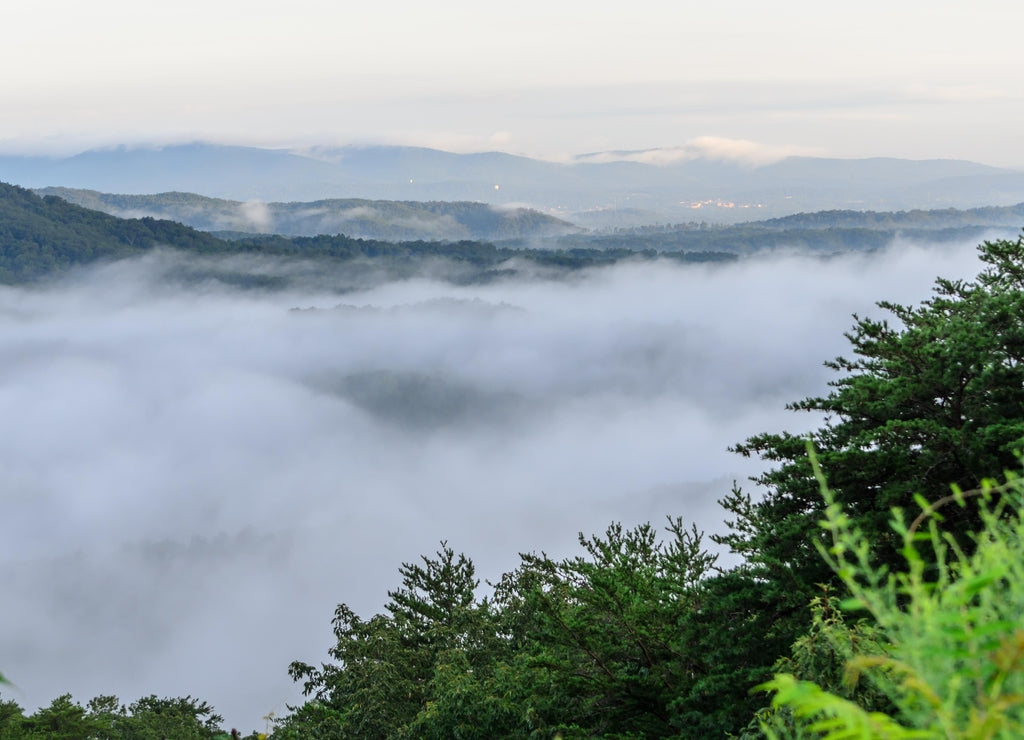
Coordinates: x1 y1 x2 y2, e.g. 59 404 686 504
240 200 272 231
574 137 821 167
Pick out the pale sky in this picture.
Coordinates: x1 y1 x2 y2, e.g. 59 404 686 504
2 1 1024 163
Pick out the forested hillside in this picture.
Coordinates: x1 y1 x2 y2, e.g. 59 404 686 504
0 182 226 282
34 184 1024 254
755 202 1024 230
34 187 577 241
556 218 1021 253
7 181 1019 287
0 182 731 284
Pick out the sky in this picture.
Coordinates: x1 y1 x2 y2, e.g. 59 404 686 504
2 0 1024 164
0 238 993 728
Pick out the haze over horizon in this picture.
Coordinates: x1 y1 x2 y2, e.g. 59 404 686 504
3 1 1024 167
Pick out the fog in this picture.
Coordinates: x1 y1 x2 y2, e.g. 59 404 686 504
0 240 986 729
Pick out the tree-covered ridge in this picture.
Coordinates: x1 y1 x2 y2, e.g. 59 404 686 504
555 203 1024 253
33 184 1024 255
33 187 578 241
0 182 226 282
754 203 1024 231
556 222 1019 254
0 181 733 284
6 181 1019 289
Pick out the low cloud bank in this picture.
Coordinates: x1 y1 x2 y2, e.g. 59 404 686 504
0 239 985 729
573 136 820 166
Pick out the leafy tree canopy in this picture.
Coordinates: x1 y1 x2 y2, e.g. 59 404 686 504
719 235 1024 591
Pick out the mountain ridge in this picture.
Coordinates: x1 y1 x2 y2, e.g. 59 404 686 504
33 187 578 242
5 143 1024 224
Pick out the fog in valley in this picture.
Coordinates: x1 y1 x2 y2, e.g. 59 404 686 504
0 240 989 729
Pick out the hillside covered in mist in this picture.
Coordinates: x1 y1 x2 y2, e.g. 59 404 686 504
5 181 1023 287
34 188 578 242
0 182 735 286
32 185 1024 251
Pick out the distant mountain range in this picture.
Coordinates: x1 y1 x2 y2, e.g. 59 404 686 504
33 188 577 242
5 143 1024 225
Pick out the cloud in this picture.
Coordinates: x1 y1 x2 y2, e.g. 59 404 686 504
489 130 513 146
574 137 821 167
240 200 272 231
0 239 986 729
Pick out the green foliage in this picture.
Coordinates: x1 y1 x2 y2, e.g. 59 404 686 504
713 236 1024 718
491 519 720 738
18 694 99 740
778 596 893 712
760 455 1024 739
286 543 522 738
0 698 26 740
0 691 233 740
283 520 748 739
119 695 226 739
724 235 1024 577
0 182 228 282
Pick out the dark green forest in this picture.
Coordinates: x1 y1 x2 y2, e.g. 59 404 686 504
3 183 1024 736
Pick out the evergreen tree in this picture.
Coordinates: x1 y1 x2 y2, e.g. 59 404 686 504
713 235 1024 733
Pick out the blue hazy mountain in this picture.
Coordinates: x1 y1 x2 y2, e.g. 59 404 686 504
4 143 1024 223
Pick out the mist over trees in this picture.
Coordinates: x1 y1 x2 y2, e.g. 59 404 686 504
0 181 735 285
3 181 1024 736
262 236 1024 738
33 188 579 242
6 180 1022 291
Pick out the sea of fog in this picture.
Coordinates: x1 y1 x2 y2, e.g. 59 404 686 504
0 239 988 730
